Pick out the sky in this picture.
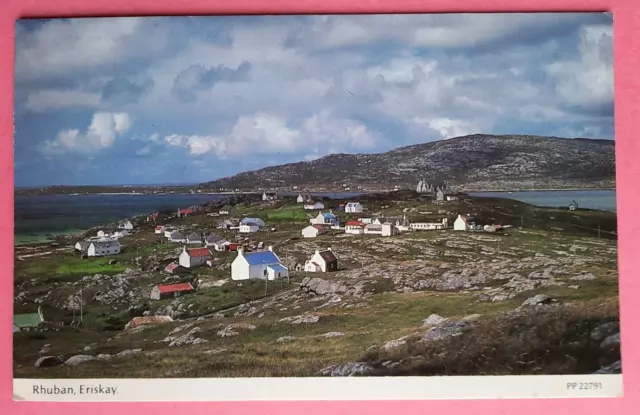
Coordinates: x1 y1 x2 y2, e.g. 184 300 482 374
13 13 614 187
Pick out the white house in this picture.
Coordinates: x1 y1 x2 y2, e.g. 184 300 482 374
239 223 260 233
155 225 166 234
111 229 129 238
119 220 134 230
454 215 471 231
296 194 305 203
304 202 325 210
185 232 202 244
446 195 459 201
358 217 373 224
345 202 363 213
363 224 383 235
240 217 266 227
301 224 327 238
381 223 398 236
74 240 90 252
163 228 176 238
178 246 212 268
410 220 446 231
87 240 121 257
168 231 187 243
304 248 339 273
262 192 277 201
230 246 289 281
309 211 338 226
345 220 366 235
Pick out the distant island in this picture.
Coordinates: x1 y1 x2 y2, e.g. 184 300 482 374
15 134 616 197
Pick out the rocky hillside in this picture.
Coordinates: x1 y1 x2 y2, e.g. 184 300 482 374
200 134 616 191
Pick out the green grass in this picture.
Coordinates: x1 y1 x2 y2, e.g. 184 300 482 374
267 208 309 221
56 257 126 276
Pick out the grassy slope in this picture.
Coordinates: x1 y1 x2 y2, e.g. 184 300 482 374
13 196 619 378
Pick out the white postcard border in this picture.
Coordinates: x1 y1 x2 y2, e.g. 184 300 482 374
14 375 623 402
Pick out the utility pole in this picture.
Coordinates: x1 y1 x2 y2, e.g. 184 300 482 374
79 288 83 324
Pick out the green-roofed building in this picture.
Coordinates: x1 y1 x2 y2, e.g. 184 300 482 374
13 307 44 333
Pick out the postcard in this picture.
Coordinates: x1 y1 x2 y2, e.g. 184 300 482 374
12 12 621 401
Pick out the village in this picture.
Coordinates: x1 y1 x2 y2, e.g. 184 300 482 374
12 183 620 378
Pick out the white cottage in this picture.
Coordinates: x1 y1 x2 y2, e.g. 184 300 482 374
363 224 383 235
304 202 325 210
87 240 121 257
230 246 289 281
381 223 398 236
119 220 134 230
410 220 447 231
454 215 471 231
296 194 305 203
345 202 363 213
239 223 260 233
178 246 212 268
168 230 187 243
304 248 339 273
301 224 327 238
344 220 366 235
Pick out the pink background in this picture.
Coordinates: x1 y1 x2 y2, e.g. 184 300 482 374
1 0 636 414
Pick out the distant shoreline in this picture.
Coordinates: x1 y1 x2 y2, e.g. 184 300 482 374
14 187 616 197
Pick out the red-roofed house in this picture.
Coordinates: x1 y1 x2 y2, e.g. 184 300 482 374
155 225 166 234
164 262 180 273
301 224 327 238
150 282 195 300
345 220 366 235
178 246 212 268
147 212 159 223
177 208 193 218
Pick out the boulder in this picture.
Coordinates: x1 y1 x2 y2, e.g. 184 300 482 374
168 327 208 346
422 314 448 326
590 321 619 342
381 339 407 351
64 355 96 366
521 294 557 307
322 332 345 338
277 336 298 343
217 327 239 337
96 354 113 360
116 349 143 357
570 272 596 281
600 333 621 350
594 360 621 374
422 321 470 342
318 362 375 377
35 356 62 368
291 315 320 324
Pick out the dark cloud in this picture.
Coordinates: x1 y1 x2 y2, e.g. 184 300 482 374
172 61 252 102
101 77 154 105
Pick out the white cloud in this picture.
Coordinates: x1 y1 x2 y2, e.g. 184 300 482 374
413 117 480 139
15 18 167 82
24 90 101 112
164 111 378 158
41 112 132 155
545 24 613 108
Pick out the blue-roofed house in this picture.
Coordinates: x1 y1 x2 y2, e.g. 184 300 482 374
231 246 289 281
240 217 266 227
310 211 339 226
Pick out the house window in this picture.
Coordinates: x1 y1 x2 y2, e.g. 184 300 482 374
264 269 268 276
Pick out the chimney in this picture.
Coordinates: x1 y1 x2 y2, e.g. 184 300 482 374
267 245 273 252
237 247 244 256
